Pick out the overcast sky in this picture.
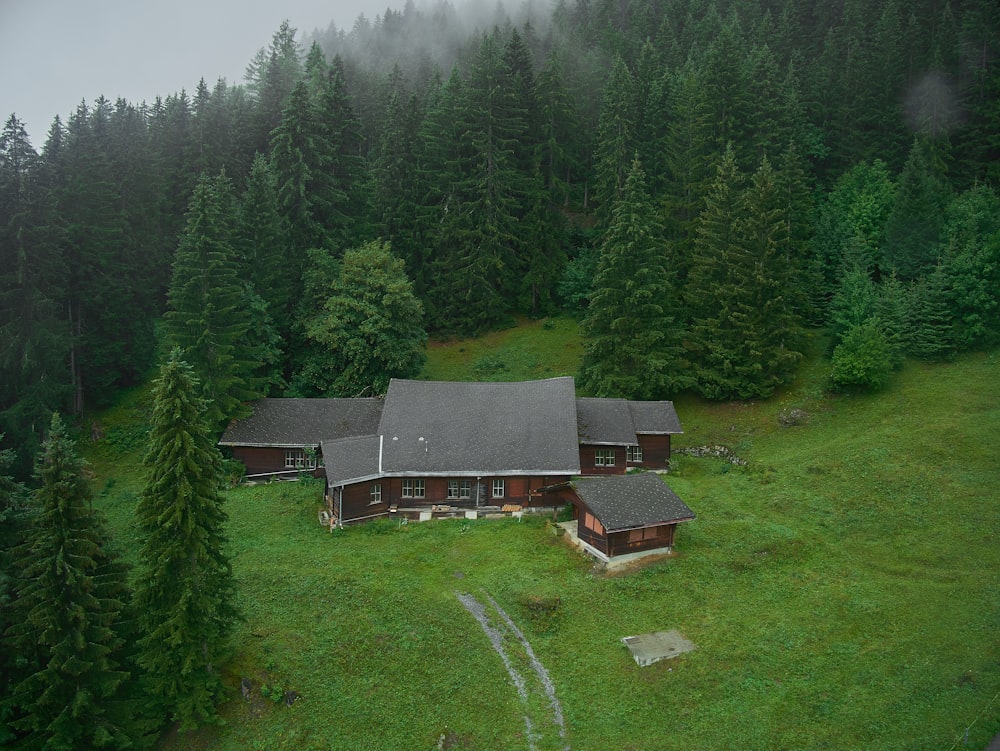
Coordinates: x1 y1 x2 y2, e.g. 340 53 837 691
0 0 384 147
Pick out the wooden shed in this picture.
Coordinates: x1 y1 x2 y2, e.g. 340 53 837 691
541 473 695 559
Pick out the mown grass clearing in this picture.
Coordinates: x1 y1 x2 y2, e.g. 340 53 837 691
420 315 584 383
86 343 1000 750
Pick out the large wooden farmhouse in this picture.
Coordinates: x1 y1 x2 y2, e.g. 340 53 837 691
220 377 694 549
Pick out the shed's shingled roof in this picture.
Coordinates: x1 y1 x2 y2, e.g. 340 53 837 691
376 377 581 476
219 398 382 447
576 398 682 444
573 473 695 531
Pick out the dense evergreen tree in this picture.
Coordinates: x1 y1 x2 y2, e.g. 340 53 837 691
829 319 894 392
165 172 260 431
0 115 69 477
246 21 303 152
235 154 292 335
687 149 803 399
133 353 238 730
812 159 896 293
0 442 29 744
907 263 957 360
937 185 1000 350
6 414 133 750
883 135 953 280
592 55 636 220
580 160 685 399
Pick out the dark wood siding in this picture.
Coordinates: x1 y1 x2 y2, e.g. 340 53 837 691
606 523 676 557
341 474 574 513
340 481 390 523
636 434 671 469
578 444 626 475
575 503 609 554
229 446 323 478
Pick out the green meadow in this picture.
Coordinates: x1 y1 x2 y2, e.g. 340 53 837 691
86 323 1000 750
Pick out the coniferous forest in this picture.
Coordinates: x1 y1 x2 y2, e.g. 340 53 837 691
0 0 999 744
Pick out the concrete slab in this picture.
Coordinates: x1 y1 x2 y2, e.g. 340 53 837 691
621 630 696 667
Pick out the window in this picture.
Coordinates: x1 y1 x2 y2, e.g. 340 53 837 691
459 480 471 499
629 526 661 542
403 479 425 499
369 484 382 505
594 448 616 467
583 512 605 535
492 479 505 498
447 480 459 499
626 445 643 463
284 449 320 470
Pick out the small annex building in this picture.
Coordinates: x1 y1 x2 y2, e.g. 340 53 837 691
219 398 381 478
219 378 692 541
540 473 695 560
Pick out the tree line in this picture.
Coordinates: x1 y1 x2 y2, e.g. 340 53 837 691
0 0 997 472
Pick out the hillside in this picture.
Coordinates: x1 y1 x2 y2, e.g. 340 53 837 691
81 331 1000 750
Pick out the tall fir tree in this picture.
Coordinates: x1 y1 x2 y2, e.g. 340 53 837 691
592 55 636 222
165 171 260 431
133 353 239 731
883 135 953 279
579 159 685 399
6 414 133 751
687 149 803 399
937 185 1000 350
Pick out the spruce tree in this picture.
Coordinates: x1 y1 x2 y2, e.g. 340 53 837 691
937 185 1000 350
907 264 957 361
6 414 132 750
579 159 685 399
687 150 804 399
592 55 636 222
883 135 953 279
165 171 259 432
133 352 238 730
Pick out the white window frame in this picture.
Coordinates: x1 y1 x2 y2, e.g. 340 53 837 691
369 483 382 505
284 449 319 470
402 478 425 499
492 479 505 498
459 480 471 499
595 448 616 467
626 445 643 463
447 480 460 499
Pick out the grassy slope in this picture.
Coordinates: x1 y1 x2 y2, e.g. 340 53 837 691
86 325 1000 750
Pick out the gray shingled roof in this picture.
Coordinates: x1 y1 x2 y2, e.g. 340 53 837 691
377 377 581 476
576 398 636 444
576 398 683 444
219 398 382 447
572 473 695 531
628 401 683 434
322 435 382 486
